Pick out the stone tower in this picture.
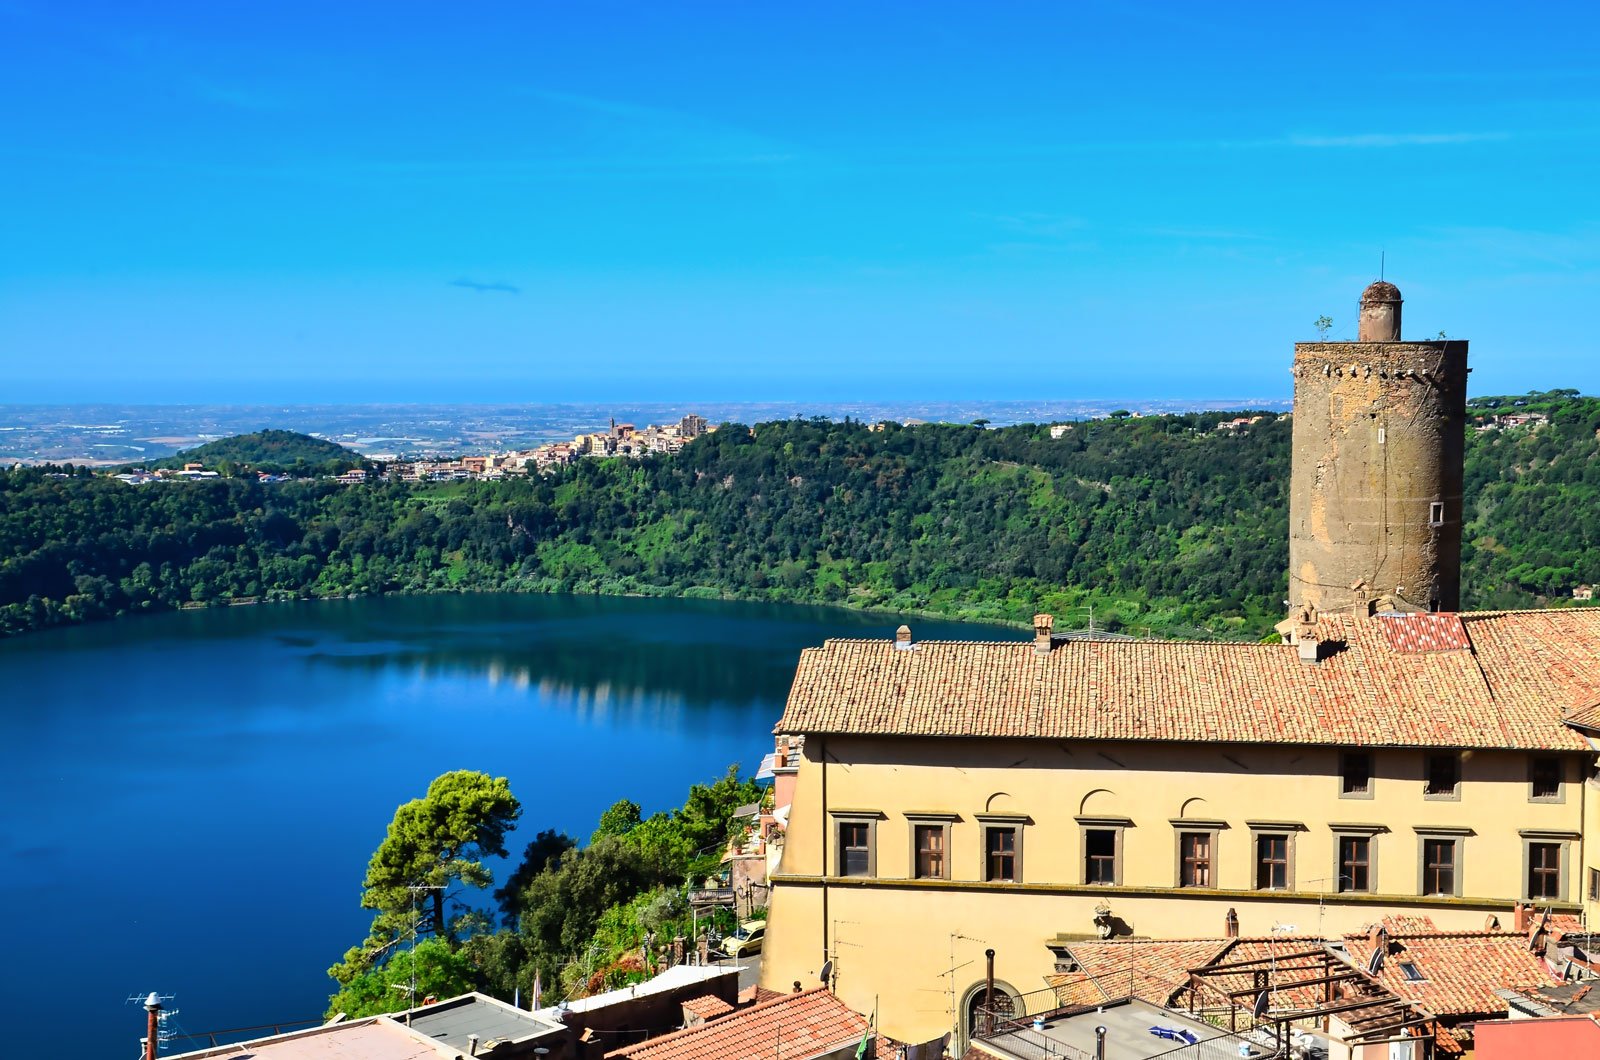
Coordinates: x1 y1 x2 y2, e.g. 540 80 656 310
1287 282 1469 614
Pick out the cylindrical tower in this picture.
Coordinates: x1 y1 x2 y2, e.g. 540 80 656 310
1287 282 1468 614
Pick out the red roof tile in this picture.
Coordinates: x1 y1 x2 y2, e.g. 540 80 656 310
605 988 885 1060
1379 613 1471 653
776 610 1596 750
1342 929 1562 1020
1046 939 1232 1007
679 994 734 1021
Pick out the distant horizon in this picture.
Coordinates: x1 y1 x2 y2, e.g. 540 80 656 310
1 394 1305 410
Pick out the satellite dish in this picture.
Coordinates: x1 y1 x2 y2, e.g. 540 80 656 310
819 960 833 984
1366 946 1385 975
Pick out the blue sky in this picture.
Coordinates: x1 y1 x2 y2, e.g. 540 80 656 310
3 1 1598 404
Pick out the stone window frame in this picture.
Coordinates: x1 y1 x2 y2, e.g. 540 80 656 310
1428 500 1445 528
1246 820 1304 892
1413 826 1471 898
1169 818 1227 889
1588 866 1600 903
1077 815 1133 887
1330 824 1386 895
1520 830 1578 903
1528 756 1565 804
829 810 882 879
1422 752 1462 801
905 812 959 881
1339 750 1375 800
976 813 1028 884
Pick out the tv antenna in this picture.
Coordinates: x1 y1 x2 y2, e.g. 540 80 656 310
126 992 179 1056
404 883 446 1025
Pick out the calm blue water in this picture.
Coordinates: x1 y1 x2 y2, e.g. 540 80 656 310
0 594 1020 1058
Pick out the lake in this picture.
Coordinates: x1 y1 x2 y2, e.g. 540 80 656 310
0 593 1021 1058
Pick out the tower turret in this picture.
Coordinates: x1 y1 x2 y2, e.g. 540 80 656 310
1287 282 1468 614
1357 280 1403 341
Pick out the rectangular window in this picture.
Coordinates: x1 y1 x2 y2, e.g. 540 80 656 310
1339 836 1372 893
1256 834 1290 890
1424 754 1460 799
1179 832 1212 888
1422 839 1456 896
985 826 1018 882
1341 752 1372 797
1429 501 1444 527
914 824 946 880
838 821 872 877
1588 867 1600 903
1082 829 1118 885
1529 842 1562 900
1398 962 1426 983
1530 758 1562 801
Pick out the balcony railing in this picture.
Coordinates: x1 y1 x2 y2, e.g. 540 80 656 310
973 986 1277 1060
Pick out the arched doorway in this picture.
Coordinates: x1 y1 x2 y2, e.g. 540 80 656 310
961 980 1020 1044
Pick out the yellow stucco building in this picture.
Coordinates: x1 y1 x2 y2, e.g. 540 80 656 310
759 610 1600 1048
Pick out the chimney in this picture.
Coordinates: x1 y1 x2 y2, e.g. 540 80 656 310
468 1033 480 1056
1033 613 1054 654
1292 604 1321 663
1224 908 1239 939
894 625 913 650
984 949 997 1038
144 993 161 1060
1513 901 1530 933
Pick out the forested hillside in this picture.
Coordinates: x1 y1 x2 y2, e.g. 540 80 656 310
4 393 1597 640
144 428 367 475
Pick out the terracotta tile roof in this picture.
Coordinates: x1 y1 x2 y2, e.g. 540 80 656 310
738 984 784 1005
1376 915 1444 935
776 610 1598 750
605 988 888 1060
1342 929 1562 1020
1379 613 1471 653
1046 939 1232 1007
679 993 734 1021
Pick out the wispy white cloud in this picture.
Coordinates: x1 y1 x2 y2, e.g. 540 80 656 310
1138 226 1271 242
450 278 521 295
1286 131 1509 149
975 212 1088 238
190 78 292 112
1411 225 1600 269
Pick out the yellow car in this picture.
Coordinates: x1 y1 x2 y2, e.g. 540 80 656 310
723 919 766 959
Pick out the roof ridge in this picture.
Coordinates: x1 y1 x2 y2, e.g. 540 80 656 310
604 987 843 1059
1073 937 1232 945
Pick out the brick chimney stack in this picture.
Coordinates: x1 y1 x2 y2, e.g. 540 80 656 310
144 993 161 1060
1033 613 1054 654
894 625 913 650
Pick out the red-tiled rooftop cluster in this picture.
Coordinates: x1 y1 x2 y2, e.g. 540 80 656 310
1343 918 1563 1020
777 610 1600 750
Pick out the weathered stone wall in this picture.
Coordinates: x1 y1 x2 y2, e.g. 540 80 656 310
1287 340 1468 613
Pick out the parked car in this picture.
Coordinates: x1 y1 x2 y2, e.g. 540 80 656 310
723 919 766 958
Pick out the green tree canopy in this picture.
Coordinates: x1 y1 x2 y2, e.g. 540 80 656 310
325 936 477 1019
331 770 520 984
592 798 642 843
